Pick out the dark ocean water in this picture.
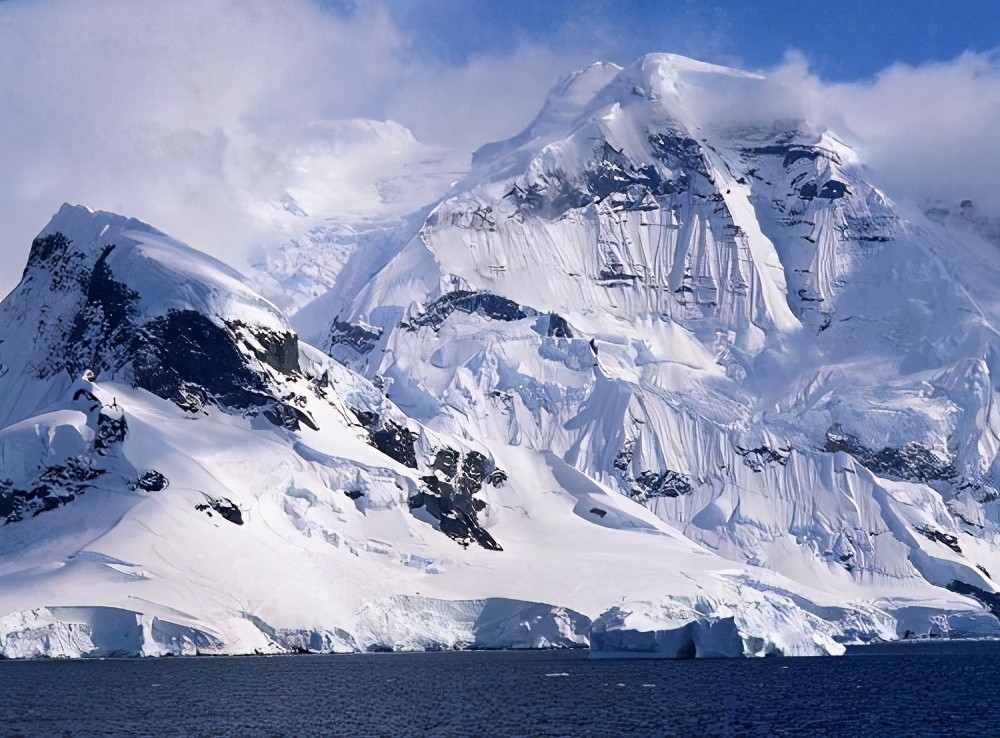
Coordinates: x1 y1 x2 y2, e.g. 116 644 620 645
1 641 998 737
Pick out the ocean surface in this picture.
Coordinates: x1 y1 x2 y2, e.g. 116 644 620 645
1 641 998 737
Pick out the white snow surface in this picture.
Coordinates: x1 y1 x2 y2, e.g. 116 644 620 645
2 54 1000 658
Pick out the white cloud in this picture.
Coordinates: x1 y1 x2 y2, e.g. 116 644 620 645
810 52 1000 218
385 44 592 150
0 0 996 300
0 0 579 297
719 50 999 225
0 0 398 290
659 49 1000 223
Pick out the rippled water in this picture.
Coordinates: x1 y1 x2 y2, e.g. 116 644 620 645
1 641 998 737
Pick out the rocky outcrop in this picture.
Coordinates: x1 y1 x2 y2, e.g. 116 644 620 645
410 449 503 551
404 290 535 332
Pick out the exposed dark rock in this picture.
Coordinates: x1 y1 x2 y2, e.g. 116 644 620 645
460 451 490 487
371 421 418 469
353 409 378 429
73 388 102 410
915 526 962 554
405 291 534 332
195 497 244 525
25 234 308 430
263 402 313 431
23 232 75 277
549 183 591 215
743 144 823 169
824 425 957 483
800 180 849 201
735 445 791 472
94 408 127 453
130 309 307 430
134 470 168 492
825 547 857 573
598 261 640 283
648 130 709 184
131 310 264 411
584 142 670 204
616 447 693 501
503 183 547 214
1 459 105 525
328 318 382 356
485 468 508 487
630 469 693 500
433 448 460 478
66 244 141 377
590 507 608 518
946 580 1000 620
613 447 632 474
344 489 364 500
818 180 848 199
453 203 497 231
410 448 502 551
546 313 573 338
225 321 300 375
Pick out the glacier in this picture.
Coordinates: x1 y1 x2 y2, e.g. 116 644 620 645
1 53 999 659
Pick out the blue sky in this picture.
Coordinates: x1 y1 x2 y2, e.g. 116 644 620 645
378 0 999 79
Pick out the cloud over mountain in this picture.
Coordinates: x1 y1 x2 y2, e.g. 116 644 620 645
0 0 996 300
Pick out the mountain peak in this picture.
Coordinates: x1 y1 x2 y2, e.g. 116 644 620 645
632 52 760 79
22 203 288 336
473 53 770 171
472 61 623 168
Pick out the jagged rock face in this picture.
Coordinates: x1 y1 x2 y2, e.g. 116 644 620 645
0 384 161 525
824 425 957 484
0 205 516 551
404 291 533 332
195 497 244 525
1 208 312 431
352 406 506 550
130 309 306 427
0 457 103 524
411 449 503 550
328 318 383 357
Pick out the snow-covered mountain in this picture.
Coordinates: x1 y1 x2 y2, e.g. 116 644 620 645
295 54 1000 641
0 204 886 658
2 54 999 659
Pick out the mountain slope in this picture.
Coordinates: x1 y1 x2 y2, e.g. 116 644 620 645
0 203 914 658
295 54 1000 638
